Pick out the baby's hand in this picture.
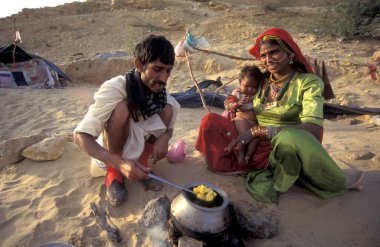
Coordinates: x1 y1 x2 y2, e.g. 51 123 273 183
238 97 251 106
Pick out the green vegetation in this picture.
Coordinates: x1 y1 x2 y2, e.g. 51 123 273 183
326 0 380 38
255 0 380 38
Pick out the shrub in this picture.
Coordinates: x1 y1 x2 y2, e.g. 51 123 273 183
327 0 380 38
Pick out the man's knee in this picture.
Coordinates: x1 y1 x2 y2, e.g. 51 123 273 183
158 104 173 126
108 100 130 127
105 100 130 151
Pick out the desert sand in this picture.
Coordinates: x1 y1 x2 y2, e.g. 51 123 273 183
0 1 380 247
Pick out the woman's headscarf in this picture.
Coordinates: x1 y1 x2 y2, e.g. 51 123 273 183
248 27 313 73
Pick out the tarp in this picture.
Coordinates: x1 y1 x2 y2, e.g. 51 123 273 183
170 79 380 118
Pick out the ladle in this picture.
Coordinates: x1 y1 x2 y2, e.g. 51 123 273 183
147 173 216 204
147 172 193 194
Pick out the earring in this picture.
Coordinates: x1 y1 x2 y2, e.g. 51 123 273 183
289 54 294 65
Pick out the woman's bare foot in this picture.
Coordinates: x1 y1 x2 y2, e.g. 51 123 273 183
344 169 365 191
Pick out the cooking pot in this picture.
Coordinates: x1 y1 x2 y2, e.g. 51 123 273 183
170 181 231 239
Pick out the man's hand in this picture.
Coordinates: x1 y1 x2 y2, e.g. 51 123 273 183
118 159 149 180
151 133 170 164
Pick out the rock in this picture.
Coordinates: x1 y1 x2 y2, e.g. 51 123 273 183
371 115 380 126
0 133 47 167
372 50 380 64
140 196 171 246
22 136 67 161
340 99 359 108
64 57 134 84
371 155 380 163
230 201 278 239
140 196 171 228
364 123 378 129
347 151 375 160
178 236 203 247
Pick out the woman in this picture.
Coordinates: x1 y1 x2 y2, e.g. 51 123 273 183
195 27 363 203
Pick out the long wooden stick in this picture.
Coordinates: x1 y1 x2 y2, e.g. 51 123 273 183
211 76 239 105
189 44 252 61
185 51 211 113
12 19 17 65
214 76 239 95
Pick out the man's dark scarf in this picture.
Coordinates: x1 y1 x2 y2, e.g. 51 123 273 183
125 68 167 122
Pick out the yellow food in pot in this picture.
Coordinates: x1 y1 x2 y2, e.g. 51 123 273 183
192 185 217 202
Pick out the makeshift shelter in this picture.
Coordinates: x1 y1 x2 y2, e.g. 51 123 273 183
0 44 71 88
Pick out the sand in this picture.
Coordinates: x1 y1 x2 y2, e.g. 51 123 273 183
0 1 380 246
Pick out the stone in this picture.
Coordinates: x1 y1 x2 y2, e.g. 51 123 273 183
372 115 380 126
140 196 171 228
347 151 375 160
0 133 47 167
371 155 380 163
230 201 278 239
22 136 67 161
340 99 359 108
140 196 171 246
178 236 203 247
372 50 380 64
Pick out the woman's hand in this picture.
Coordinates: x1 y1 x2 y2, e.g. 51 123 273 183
225 129 254 152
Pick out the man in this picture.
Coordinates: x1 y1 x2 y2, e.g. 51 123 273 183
74 35 180 206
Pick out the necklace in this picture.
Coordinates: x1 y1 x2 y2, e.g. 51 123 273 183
260 71 296 110
269 72 291 84
270 83 283 93
268 71 294 93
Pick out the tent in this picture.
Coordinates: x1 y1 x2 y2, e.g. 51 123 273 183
0 44 71 88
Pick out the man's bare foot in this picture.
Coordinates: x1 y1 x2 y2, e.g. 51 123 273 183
344 169 365 191
141 178 163 191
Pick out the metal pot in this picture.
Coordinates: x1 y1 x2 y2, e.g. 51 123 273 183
170 181 231 239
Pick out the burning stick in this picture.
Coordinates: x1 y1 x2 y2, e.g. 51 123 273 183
90 202 121 242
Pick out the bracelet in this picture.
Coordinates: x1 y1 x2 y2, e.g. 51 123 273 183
266 126 278 140
250 126 268 139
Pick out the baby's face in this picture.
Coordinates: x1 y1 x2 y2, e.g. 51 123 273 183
240 76 258 95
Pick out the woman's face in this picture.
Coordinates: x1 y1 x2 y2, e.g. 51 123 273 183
259 42 291 75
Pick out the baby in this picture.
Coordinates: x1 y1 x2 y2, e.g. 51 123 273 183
224 65 263 165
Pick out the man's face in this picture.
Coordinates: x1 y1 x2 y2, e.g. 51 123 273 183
139 59 173 93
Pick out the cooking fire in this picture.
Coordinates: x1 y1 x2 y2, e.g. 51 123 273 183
139 181 278 247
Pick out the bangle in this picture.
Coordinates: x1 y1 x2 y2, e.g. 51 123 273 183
266 126 278 140
250 126 268 138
